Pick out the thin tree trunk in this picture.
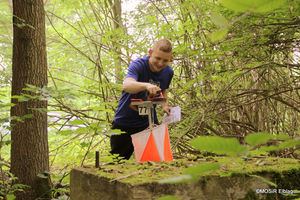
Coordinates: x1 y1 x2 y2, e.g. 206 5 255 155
109 0 123 84
11 0 50 199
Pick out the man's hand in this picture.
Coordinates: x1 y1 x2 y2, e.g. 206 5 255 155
123 78 161 95
162 104 171 115
146 83 161 95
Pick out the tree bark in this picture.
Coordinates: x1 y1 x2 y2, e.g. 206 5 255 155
109 0 123 84
11 0 50 199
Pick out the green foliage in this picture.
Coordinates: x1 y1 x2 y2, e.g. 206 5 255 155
211 11 228 28
0 1 299 198
171 0 299 156
0 172 29 200
157 195 181 200
219 0 287 13
210 28 229 42
191 136 247 156
174 132 298 187
0 103 15 109
0 1 12 73
245 132 275 146
191 132 298 158
279 139 300 149
210 11 229 41
184 162 220 178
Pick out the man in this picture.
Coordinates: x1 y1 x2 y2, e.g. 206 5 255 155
110 39 174 160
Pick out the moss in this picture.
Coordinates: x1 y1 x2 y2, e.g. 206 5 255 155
93 161 186 184
86 157 300 185
214 157 299 174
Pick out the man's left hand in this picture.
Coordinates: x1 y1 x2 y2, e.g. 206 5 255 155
162 104 171 115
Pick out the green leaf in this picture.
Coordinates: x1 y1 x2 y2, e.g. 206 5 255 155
278 139 300 149
12 183 29 189
89 123 99 129
274 133 290 140
190 136 247 156
105 129 125 136
210 29 228 42
23 87 38 92
157 195 181 200
245 132 274 146
6 194 16 200
211 12 228 28
12 95 28 102
37 173 48 179
184 162 220 177
57 130 73 136
29 107 48 114
159 175 193 184
258 145 279 152
80 142 88 148
23 114 33 119
250 149 268 156
255 0 287 12
69 119 85 125
251 145 280 156
0 103 15 108
53 188 69 193
12 94 39 102
219 0 287 13
90 105 105 112
75 127 89 133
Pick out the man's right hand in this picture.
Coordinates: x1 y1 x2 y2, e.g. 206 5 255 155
146 83 161 95
123 77 161 94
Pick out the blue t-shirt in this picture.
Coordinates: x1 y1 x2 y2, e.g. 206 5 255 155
114 56 174 127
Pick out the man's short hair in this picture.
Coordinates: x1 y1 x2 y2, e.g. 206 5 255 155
153 39 172 53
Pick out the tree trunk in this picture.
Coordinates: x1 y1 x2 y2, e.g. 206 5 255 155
11 0 50 199
109 0 123 84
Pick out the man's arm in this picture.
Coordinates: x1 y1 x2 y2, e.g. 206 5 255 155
123 77 161 95
162 89 171 115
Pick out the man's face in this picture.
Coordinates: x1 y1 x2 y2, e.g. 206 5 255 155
149 49 172 73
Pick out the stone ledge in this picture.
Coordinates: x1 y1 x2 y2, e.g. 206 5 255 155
70 162 300 200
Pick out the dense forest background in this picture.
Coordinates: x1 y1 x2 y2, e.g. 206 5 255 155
0 0 299 199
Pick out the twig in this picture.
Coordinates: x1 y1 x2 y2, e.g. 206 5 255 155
109 171 141 182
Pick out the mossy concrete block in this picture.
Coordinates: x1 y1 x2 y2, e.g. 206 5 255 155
70 158 300 200
70 168 295 200
70 168 130 200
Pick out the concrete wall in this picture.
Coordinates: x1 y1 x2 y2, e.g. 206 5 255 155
70 167 289 200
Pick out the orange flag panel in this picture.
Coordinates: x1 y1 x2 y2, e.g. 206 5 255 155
140 132 161 162
163 125 173 161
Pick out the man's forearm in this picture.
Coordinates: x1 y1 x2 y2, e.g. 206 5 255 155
123 80 148 94
123 78 161 94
